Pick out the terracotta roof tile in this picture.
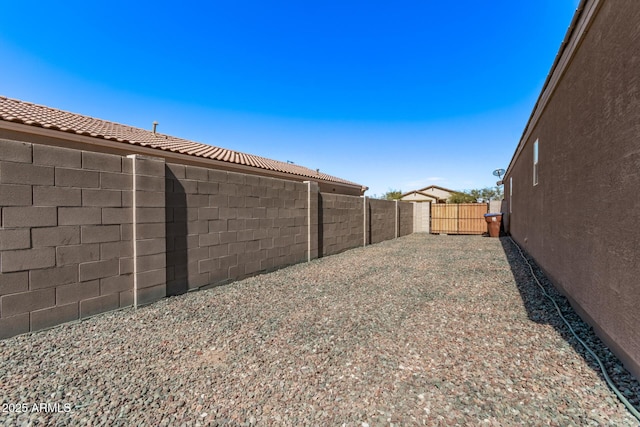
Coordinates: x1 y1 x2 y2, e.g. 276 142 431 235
0 96 363 189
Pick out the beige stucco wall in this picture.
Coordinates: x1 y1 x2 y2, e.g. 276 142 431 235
421 187 452 200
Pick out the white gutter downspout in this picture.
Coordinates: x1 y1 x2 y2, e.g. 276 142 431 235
127 154 138 309
304 181 311 262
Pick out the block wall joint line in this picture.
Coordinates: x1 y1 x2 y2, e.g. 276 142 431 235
127 154 138 309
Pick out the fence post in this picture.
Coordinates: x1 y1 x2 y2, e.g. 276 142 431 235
127 154 167 308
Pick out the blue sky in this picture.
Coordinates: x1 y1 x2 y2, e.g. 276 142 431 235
1 1 579 196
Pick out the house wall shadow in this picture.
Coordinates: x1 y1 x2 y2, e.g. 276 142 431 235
499 236 640 398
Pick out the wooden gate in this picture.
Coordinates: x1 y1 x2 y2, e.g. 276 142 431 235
431 203 488 235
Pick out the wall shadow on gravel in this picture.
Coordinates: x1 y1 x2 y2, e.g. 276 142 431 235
498 236 640 401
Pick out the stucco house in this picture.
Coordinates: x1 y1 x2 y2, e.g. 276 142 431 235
503 0 640 378
399 185 455 203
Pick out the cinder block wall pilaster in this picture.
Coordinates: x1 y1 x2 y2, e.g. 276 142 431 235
128 155 167 306
306 181 320 261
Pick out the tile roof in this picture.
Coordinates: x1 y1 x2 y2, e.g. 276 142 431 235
0 96 363 189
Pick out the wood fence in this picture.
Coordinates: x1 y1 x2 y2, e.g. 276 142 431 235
431 203 488 235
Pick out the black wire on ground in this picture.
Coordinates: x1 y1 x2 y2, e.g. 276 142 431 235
508 237 640 422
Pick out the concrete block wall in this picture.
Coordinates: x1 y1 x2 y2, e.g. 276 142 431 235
0 137 414 339
319 193 364 256
0 139 134 338
398 201 413 237
129 155 167 306
413 202 431 233
367 198 396 244
488 200 502 213
164 164 310 294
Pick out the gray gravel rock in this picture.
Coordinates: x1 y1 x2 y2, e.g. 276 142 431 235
1 234 639 426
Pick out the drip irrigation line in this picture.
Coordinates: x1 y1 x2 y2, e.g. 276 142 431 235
508 237 640 422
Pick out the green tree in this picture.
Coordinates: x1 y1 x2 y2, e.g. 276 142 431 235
469 189 483 201
381 189 403 200
479 186 503 201
448 186 503 203
448 191 476 203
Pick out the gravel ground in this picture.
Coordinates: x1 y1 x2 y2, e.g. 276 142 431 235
1 233 639 426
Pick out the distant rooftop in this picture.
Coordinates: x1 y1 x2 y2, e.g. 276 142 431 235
0 96 364 192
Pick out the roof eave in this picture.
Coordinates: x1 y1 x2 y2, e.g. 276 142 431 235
0 120 365 195
505 0 597 176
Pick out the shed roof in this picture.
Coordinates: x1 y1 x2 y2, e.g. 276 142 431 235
399 191 438 201
400 185 456 198
0 96 364 192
